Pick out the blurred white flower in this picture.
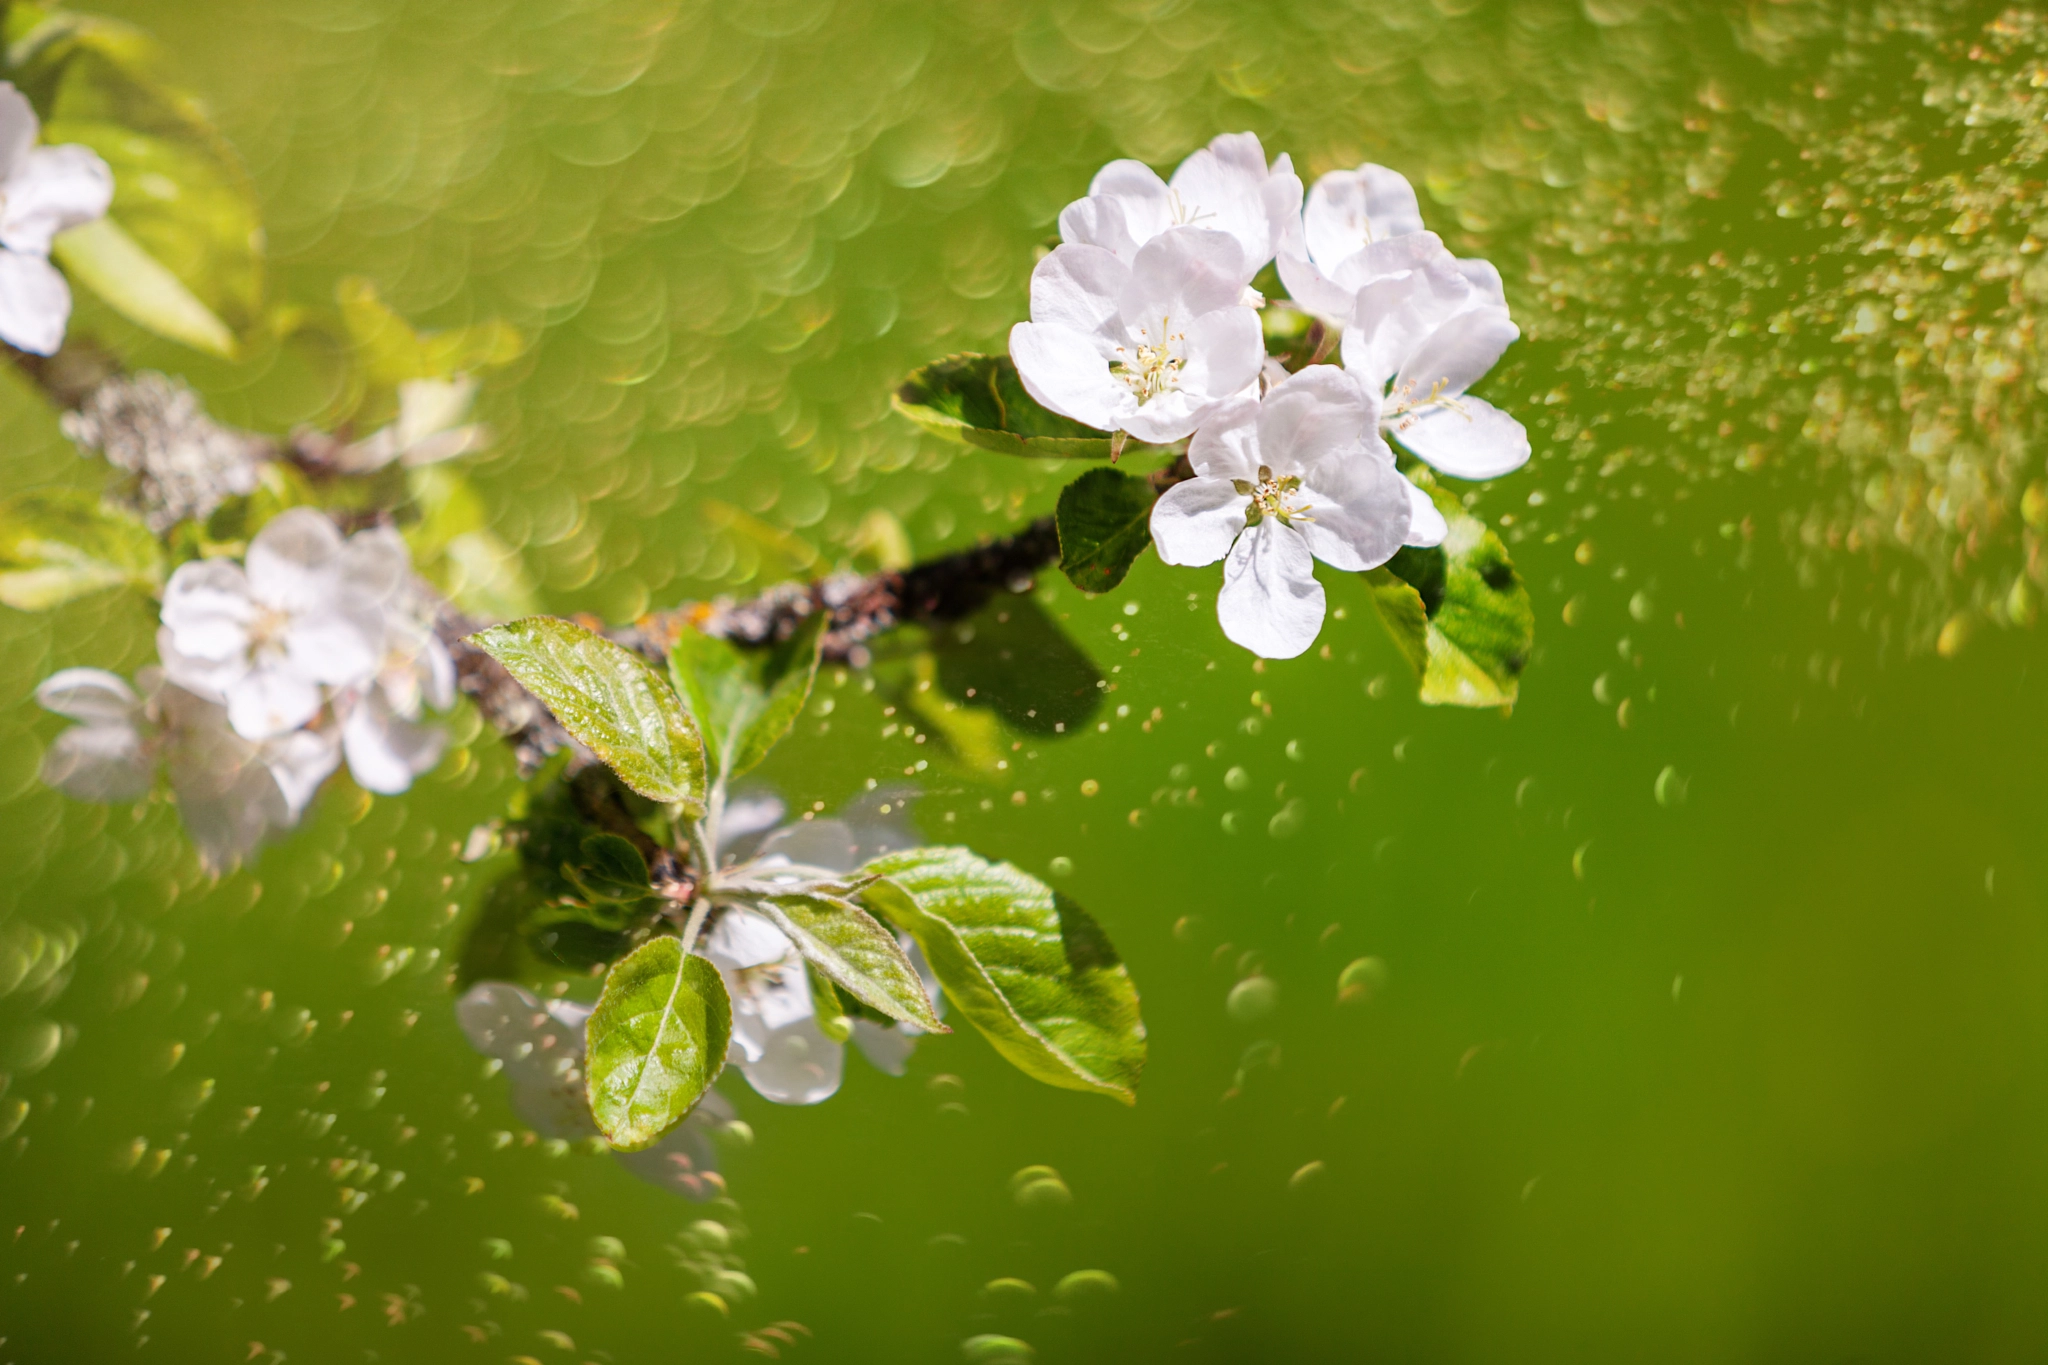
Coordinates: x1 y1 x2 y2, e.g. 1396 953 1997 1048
1340 244 1530 482
158 508 389 740
1059 132 1301 290
455 981 737 1200
0 82 113 356
1009 226 1265 445
36 665 338 873
1150 366 1412 659
334 376 491 474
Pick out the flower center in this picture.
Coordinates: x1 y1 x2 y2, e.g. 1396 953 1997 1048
248 603 292 659
1111 318 1185 404
1383 376 1468 425
1167 189 1216 228
1234 465 1311 526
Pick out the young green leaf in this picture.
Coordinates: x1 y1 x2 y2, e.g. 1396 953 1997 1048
562 833 654 905
858 847 1144 1104
585 937 732 1151
894 352 1165 460
1056 467 1156 593
52 217 236 357
807 964 853 1044
751 891 946 1032
1366 477 1533 708
0 489 164 610
665 612 824 782
469 617 707 810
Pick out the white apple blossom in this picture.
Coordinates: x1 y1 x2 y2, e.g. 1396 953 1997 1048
1150 365 1413 659
1009 226 1265 445
1275 163 1431 323
158 508 389 740
334 376 492 474
36 666 339 872
1340 247 1530 482
1058 132 1302 289
0 82 114 356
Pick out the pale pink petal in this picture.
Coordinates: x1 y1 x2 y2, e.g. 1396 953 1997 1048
0 87 37 184
1168 133 1278 274
264 726 341 816
224 662 323 740
1294 456 1411 572
1394 302 1519 399
1151 477 1247 568
1057 195 1139 262
41 722 152 801
1173 306 1263 405
1086 159 1174 245
1217 521 1324 659
341 694 445 795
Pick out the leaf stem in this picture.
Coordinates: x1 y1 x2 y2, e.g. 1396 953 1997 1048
678 897 712 956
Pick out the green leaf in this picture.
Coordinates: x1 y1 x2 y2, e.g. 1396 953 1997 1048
858 847 1144 1104
1365 477 1533 708
893 352 1167 460
0 489 163 610
562 833 653 905
751 890 946 1032
807 964 852 1044
469 617 707 811
665 612 823 782
585 937 731 1151
52 217 235 357
338 276 525 390
1055 467 1156 593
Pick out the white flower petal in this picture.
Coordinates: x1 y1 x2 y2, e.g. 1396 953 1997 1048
1172 306 1264 404
1184 394 1264 480
342 693 446 795
264 726 341 816
1455 256 1507 306
1121 226 1248 327
757 817 861 873
733 1011 844 1105
1027 243 1130 353
1217 521 1325 660
1339 272 1447 394
0 247 71 355
850 1019 917 1076
1303 164 1425 270
394 375 479 447
35 667 139 725
1167 132 1281 276
246 507 347 612
1083 159 1174 248
702 906 796 973
224 662 323 741
283 600 383 688
0 145 113 257
1274 250 1358 327
41 721 153 802
1402 476 1449 547
1057 194 1140 263
0 86 39 185
1008 320 1125 433
340 526 410 603
1253 365 1378 476
1389 396 1532 480
1394 301 1519 400
1295 455 1412 572
155 625 242 701
1151 477 1247 568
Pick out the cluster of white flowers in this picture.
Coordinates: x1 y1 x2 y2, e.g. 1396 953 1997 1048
0 82 113 356
1010 134 1531 659
37 508 455 871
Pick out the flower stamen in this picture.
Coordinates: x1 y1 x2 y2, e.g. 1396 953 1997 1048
1110 317 1187 404
1234 464 1313 526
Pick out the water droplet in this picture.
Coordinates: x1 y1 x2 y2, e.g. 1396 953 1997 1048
1288 1160 1326 1191
1047 856 1074 878
1078 779 1099 797
1654 766 1688 806
1267 800 1306 839
1226 975 1278 1023
961 1335 1035 1363
981 1277 1037 1303
1052 1269 1120 1302
1336 957 1387 1005
1223 766 1250 792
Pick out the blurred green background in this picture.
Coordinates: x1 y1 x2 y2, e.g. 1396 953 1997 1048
7 0 2048 1358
